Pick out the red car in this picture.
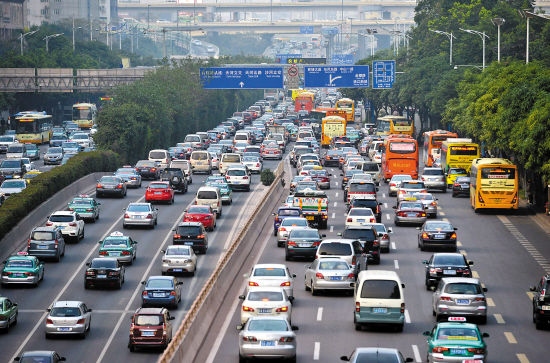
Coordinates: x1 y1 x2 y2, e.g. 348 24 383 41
183 205 216 231
145 181 175 204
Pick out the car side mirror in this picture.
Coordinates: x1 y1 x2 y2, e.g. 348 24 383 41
177 281 183 285
530 286 537 291
415 227 420 230
321 234 326 238
169 316 175 320
236 324 244 330
405 359 414 363
482 332 490 338
423 331 431 336
88 308 93 312
292 274 296 278
85 262 90 267
288 296 295 303
392 206 397 209
482 287 488 292
422 260 428 264
454 227 458 230
133 241 138 244
401 283 405 288
141 281 146 285
340 356 350 361
378 202 382 205
350 282 356 288
468 261 474 265
337 232 342 236
59 358 66 362
376 188 379 191
388 228 393 233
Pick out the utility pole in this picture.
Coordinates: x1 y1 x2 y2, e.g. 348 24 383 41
20 30 38 56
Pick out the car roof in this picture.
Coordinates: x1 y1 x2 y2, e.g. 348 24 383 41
253 264 288 269
352 347 400 355
440 277 481 285
32 226 58 232
246 286 285 293
135 307 166 314
437 322 479 329
357 270 401 280
52 300 83 308
178 221 203 227
147 275 175 281
51 211 76 216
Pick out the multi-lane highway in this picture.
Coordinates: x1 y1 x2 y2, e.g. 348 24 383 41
204 161 550 363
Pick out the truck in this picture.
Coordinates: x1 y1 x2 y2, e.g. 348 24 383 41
293 190 329 229
267 125 287 139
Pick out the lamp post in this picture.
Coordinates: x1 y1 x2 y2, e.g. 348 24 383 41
429 29 455 65
43 33 63 52
460 28 489 70
365 28 377 57
20 30 38 56
347 17 354 51
270 0 273 24
147 5 151 31
491 18 505 62
72 17 83 52
520 10 550 64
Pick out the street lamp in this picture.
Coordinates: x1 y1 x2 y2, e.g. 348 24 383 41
147 5 151 30
365 28 377 57
347 17 355 51
429 29 455 65
72 17 83 52
491 17 505 62
19 30 38 56
460 28 489 70
43 33 64 52
519 10 550 64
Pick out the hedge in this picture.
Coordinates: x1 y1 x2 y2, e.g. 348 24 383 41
0 150 120 240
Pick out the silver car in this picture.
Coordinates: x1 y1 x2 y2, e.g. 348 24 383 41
363 223 392 253
45 301 92 338
161 245 197 276
242 155 263 174
304 257 355 295
276 217 310 247
432 277 488 324
43 147 64 165
412 192 438 218
123 203 158 229
421 167 446 192
237 317 298 362
388 174 413 197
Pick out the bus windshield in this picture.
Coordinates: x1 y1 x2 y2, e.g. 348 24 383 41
389 142 416 153
73 107 92 120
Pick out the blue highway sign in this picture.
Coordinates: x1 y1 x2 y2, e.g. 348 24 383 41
300 26 314 34
304 66 369 88
200 67 284 89
372 60 395 89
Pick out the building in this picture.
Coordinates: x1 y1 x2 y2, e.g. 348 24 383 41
0 0 26 40
24 0 114 27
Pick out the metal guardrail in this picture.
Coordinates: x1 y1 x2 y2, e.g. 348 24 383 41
157 163 284 363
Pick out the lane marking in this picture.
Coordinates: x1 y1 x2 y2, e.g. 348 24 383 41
527 292 534 300
330 225 334 233
394 260 399 269
335 192 339 198
517 354 530 363
494 313 506 324
313 342 320 360
457 241 463 247
391 242 396 250
442 218 449 222
384 202 388 208
332 212 335 219
440 211 446 216
335 182 339 186
412 344 421 363
334 202 338 207
481 283 486 289
316 307 323 321
472 271 480 279
486 297 495 307
504 331 517 344
382 193 386 198
404 309 410 323
386 214 390 221
459 250 467 256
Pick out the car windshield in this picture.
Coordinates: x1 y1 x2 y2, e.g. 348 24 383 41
166 246 191 256
47 147 63 154
116 168 136 174
223 154 240 162
247 291 284 301
353 352 401 362
278 209 301 217
188 206 210 214
247 319 288 332
351 200 377 209
62 142 78 148
253 268 286 277
127 204 151 212
227 169 247 176
349 209 374 216
50 307 81 317
281 218 308 227
360 280 401 299
90 259 117 268
197 191 218 199
392 175 412 182
1 160 21 168
425 222 453 231
349 183 376 193
191 153 208 160
437 327 479 340
343 228 376 240
289 229 318 239
31 231 55 240
455 177 470 183
368 224 386 234
319 243 351 256
146 279 174 289
433 255 466 266
149 151 167 159
423 169 444 175
71 199 92 206
135 314 163 326
136 160 156 167
1 180 25 188
49 215 74 222
318 261 349 270
72 134 88 140
400 203 424 210
445 283 481 295
6 259 33 268
176 226 201 235
243 156 259 162
103 238 128 248
100 177 119 183
414 194 433 201
450 168 468 175
149 183 169 189
0 136 13 142
19 355 54 363
7 145 23 153
401 182 425 189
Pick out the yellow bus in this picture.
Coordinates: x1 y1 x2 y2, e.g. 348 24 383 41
377 115 414 136
470 158 518 212
441 138 480 173
375 117 391 136
14 111 53 144
335 98 355 123
321 116 346 147
72 103 97 129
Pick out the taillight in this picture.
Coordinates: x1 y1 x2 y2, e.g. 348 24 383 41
355 302 360 312
347 273 355 279
390 182 396 187
146 214 153 219
46 319 54 324
124 213 129 219
242 306 254 312
243 176 249 179
197 235 205 239
68 208 74 211
468 348 485 354
116 184 123 189
249 281 259 286
512 193 518 204
432 347 449 353
69 222 77 226
27 239 31 248
478 193 484 203
276 306 288 312
96 184 102 188
316 272 324 279
279 227 287 232
440 296 451 301
142 291 148 296
99 251 108 255
454 183 459 187
431 201 437 206
450 233 457 239
46 222 53 226
287 241 297 246
280 281 291 287
170 291 176 296
474 297 486 302
382 234 389 239
77 318 86 324
429 268 442 274
121 251 131 255
86 271 95 276
400 302 405 313
243 336 257 342
347 218 352 222
351 255 356 265
279 336 294 342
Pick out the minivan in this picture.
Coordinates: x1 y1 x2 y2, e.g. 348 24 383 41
219 153 242 175
170 159 193 184
184 134 204 149
148 149 171 170
195 186 222 217
316 239 367 274
354 270 405 331
189 151 212 174
6 143 28 159
234 132 251 145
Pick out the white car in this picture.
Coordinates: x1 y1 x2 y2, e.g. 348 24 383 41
225 165 251 192
209 152 220 169
70 133 92 148
389 174 413 196
276 217 309 247
242 156 262 174
161 245 197 276
20 157 36 171
46 211 85 242
345 207 376 226
239 287 293 324
0 179 27 197
247 263 295 297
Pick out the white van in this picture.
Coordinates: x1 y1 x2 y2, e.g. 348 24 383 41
219 153 242 175
195 186 222 217
148 149 171 170
354 270 405 331
190 150 212 174
6 143 28 159
234 132 251 145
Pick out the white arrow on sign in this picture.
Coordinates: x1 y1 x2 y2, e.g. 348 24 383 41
329 75 342 86
239 81 244 88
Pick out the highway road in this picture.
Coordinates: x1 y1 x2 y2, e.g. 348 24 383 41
205 161 550 363
0 155 285 362
0 144 55 174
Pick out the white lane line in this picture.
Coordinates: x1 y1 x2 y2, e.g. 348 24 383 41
440 211 446 216
412 345 422 362
316 307 323 321
504 331 517 344
335 182 339 186
404 309 410 323
457 241 463 247
330 225 334 233
472 271 480 279
335 192 339 198
394 260 399 269
223 184 263 250
443 218 449 222
487 297 496 307
382 193 386 198
334 202 338 207
332 212 336 219
459 250 467 256
313 342 320 360
391 242 396 250
386 214 390 221
494 313 506 324
517 353 530 363
384 202 388 208
8 194 144 363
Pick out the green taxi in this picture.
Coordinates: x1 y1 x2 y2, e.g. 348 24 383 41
205 177 233 205
445 168 468 189
98 231 137 264
1 252 44 286
68 195 101 222
0 296 18 331
423 317 489 362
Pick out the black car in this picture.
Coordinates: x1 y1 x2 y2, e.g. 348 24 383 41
291 147 314 167
341 226 380 264
84 258 125 289
341 169 363 191
96 176 127 198
160 168 188 193
285 228 324 261
423 253 472 290
530 274 550 330
347 197 382 223
417 220 457 251
15 351 66 362
172 222 208 254
135 160 160 180
452 176 471 197
323 149 343 167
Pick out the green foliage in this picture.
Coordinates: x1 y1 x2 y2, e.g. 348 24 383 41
260 168 275 186
0 150 120 240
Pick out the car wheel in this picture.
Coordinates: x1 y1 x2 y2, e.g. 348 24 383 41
81 228 85 240
285 254 292 261
45 333 51 339
189 269 195 277
118 279 123 289
304 280 310 291
425 281 432 291
420 241 425 251
395 323 404 332
84 281 90 289
311 282 318 296
535 317 545 330
12 313 17 327
273 229 277 236
452 192 457 198
123 223 127 229
129 344 135 352
478 315 487 325
239 355 247 363
54 253 61 262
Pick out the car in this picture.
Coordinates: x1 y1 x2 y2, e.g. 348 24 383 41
347 195 382 223
433 277 488 323
246 264 295 297
285 228 324 261
345 207 376 226
0 179 27 196
183 205 216 231
294 180 319 194
308 168 331 189
96 175 127 198
84 257 125 289
0 135 16 153
322 149 343 167
289 175 312 194
67 195 101 222
46 210 85 242
342 171 368 195
0 158 26 179
61 141 81 154
424 253 473 290
205 176 233 205
412 192 438 218
209 151 220 169
115 167 142 188
341 225 381 265
393 200 427 226
452 176 470 197
145 181 175 204
341 347 413 362
70 132 92 148
362 223 392 253
239 287 294 325
43 147 64 165
14 351 66 362
22 170 42 184
0 296 18 331
128 307 174 352
316 239 367 274
273 207 302 236
242 155 263 173
27 226 65 262
172 222 208 254
135 160 160 180
237 317 298 363
423 318 489 362
417 220 458 251
282 195 295 207
98 231 138 264
356 161 381 185
530 274 550 329
141 276 183 308
397 180 427 202
225 165 251 191
277 217 310 247
45 300 92 339
170 159 193 184
161 245 197 276
1 252 44 286
50 133 68 147
123 202 158 229
421 167 446 192
388 174 413 197
305 257 355 295
446 167 468 189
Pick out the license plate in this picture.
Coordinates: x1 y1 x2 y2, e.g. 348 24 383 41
450 348 466 355
434 234 446 239
141 331 155 336
13 273 25 278
542 306 550 310
184 242 194 246
37 245 49 249
456 299 470 305
261 340 275 347
57 226 65 229
461 184 469 188
109 252 120 257
298 243 311 248
133 215 142 219
330 276 342 281
155 192 162 195
357 219 365 223
97 274 106 278
443 270 456 275
493 198 501 203
407 213 416 217
258 308 271 314
57 327 71 332
305 216 314 220
373 307 387 313
153 293 165 298
172 269 183 272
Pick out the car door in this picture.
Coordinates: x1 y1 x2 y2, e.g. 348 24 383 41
432 281 443 309
305 260 317 285
80 303 91 327
352 241 366 271
4 299 15 322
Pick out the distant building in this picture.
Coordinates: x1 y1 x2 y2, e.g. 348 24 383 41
534 0 550 13
0 0 26 40
24 0 115 27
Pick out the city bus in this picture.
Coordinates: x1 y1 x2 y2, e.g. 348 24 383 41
294 92 315 112
377 115 414 136
72 103 97 129
321 115 346 147
335 98 355 123
14 111 53 144
375 117 391 136
470 158 518 212
380 135 419 181
441 138 480 173
423 130 458 166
